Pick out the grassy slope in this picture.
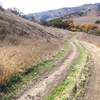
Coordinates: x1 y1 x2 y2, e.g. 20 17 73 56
0 41 71 100
46 40 89 100
0 10 72 87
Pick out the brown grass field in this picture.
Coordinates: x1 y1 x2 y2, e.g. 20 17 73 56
0 10 72 85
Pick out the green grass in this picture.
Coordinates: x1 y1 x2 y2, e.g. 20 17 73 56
46 40 88 100
0 41 71 100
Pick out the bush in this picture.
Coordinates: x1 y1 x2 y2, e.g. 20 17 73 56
44 18 74 31
76 24 97 33
76 23 100 36
95 20 100 24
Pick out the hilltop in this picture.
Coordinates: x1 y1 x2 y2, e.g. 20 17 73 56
26 3 100 21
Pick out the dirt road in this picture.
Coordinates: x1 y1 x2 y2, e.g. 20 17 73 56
17 42 79 100
80 41 100 100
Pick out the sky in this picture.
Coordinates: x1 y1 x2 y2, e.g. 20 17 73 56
0 0 100 14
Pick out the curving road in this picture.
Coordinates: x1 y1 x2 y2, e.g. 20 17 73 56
17 42 79 100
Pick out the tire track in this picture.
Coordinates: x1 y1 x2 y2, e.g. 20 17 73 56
17 42 79 100
80 41 100 100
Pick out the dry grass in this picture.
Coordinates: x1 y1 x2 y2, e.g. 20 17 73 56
77 23 97 31
73 15 100 25
78 32 100 48
0 10 72 85
0 41 61 84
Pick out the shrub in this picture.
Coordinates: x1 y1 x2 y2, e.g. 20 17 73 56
76 24 97 33
76 23 100 36
95 20 100 24
45 18 74 31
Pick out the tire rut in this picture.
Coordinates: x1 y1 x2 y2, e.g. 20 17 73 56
80 41 100 100
16 42 79 100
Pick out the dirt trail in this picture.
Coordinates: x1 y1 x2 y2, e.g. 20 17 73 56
17 42 79 100
80 41 100 100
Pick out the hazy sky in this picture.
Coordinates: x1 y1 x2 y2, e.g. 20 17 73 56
0 0 100 14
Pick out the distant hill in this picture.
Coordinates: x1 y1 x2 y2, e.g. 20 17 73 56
26 3 100 22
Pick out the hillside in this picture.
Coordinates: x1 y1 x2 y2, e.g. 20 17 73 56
0 9 72 86
26 3 100 21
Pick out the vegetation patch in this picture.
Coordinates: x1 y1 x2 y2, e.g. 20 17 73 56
75 24 100 36
40 18 74 31
46 40 89 100
72 57 92 100
95 20 100 24
0 41 71 100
